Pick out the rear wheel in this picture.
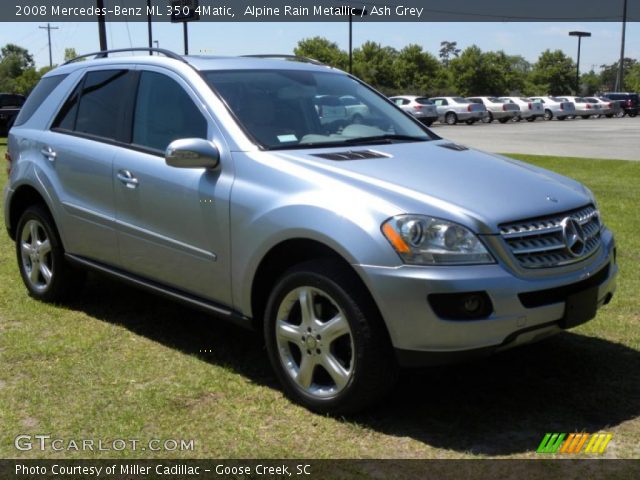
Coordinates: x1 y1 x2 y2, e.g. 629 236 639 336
606 114 614 118
445 112 457 125
498 117 510 124
544 109 553 121
526 116 536 122
16 205 85 302
482 112 493 124
264 260 397 414
581 115 591 119
557 116 567 121
630 112 637 118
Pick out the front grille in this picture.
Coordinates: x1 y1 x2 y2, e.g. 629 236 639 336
499 205 602 268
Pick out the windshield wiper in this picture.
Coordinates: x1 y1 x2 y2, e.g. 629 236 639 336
342 134 430 145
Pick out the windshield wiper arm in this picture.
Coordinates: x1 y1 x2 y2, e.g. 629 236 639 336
342 134 429 145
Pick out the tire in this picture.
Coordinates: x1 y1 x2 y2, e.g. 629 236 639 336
544 109 553 121
526 116 536 122
422 119 434 127
557 116 567 121
465 119 477 125
606 114 614 118
498 118 510 124
445 112 457 125
264 259 397 414
581 115 590 119
482 112 493 124
630 112 637 118
16 205 85 302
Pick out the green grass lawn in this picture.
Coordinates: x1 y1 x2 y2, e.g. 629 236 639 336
0 139 638 459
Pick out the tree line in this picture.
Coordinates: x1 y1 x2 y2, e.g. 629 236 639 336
1 40 639 97
294 37 640 97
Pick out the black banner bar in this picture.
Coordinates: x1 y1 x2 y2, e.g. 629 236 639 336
3 0 640 22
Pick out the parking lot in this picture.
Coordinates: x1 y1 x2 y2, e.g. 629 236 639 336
432 116 639 161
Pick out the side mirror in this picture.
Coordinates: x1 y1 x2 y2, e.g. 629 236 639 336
165 138 220 169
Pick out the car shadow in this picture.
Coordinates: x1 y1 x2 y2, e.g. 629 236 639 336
69 272 639 456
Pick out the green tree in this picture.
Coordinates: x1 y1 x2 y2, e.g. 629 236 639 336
580 70 601 95
64 48 80 63
530 50 576 95
449 46 513 96
627 63 640 92
294 37 348 70
438 41 460 67
599 58 637 91
352 41 398 93
392 44 441 94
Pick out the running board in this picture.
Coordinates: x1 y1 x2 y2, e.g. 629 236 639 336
65 254 253 330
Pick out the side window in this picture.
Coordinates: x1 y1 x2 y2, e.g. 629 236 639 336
52 82 81 131
132 71 208 152
75 70 134 141
13 74 68 127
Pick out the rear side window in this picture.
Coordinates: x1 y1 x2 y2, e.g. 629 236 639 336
415 98 433 105
52 70 136 142
132 71 207 152
75 70 135 141
13 74 68 127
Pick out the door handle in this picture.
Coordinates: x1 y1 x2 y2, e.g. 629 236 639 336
41 146 57 162
116 169 139 189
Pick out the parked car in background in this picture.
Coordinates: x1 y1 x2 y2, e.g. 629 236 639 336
585 96 621 118
389 95 439 126
339 95 370 123
530 96 576 121
602 92 639 117
429 96 487 125
498 96 545 122
466 96 520 124
556 96 601 119
0 93 26 136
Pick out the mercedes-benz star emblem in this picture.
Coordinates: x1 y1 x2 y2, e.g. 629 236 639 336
561 217 586 257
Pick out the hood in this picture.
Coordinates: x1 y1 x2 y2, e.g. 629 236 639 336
275 140 591 233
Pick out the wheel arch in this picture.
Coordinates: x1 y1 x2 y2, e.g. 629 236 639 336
7 184 53 241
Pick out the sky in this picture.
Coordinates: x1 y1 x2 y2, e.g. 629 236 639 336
0 21 638 73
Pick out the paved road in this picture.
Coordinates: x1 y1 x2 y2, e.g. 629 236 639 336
431 116 639 161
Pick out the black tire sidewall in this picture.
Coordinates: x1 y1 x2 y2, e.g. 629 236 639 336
264 261 394 414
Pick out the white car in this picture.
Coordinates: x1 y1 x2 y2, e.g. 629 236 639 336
389 96 439 126
498 97 545 122
429 96 488 125
530 96 576 121
467 97 520 123
585 97 621 118
556 96 601 119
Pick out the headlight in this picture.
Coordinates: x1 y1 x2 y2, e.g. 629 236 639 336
382 215 494 265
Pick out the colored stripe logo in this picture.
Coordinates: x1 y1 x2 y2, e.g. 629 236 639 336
537 433 612 454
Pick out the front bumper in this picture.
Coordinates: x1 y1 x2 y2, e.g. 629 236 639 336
355 229 617 367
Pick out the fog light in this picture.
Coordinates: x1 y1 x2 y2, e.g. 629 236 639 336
428 292 493 320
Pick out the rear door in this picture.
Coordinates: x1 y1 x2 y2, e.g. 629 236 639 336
113 67 233 304
43 68 137 265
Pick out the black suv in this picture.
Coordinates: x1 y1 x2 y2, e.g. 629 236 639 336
0 93 26 135
602 92 639 117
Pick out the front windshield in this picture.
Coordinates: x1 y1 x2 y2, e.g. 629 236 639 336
203 69 435 149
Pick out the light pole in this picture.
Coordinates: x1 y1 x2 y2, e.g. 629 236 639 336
347 7 366 74
615 0 628 91
569 31 591 94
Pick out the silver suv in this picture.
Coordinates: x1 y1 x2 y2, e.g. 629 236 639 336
4 49 618 414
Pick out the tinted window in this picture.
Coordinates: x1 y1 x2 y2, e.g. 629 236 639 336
132 71 208 152
75 70 134 140
415 98 433 105
13 74 68 126
52 82 81 131
452 97 471 103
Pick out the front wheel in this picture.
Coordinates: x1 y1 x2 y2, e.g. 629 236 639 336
544 110 553 121
264 260 397 414
16 205 85 302
482 113 493 124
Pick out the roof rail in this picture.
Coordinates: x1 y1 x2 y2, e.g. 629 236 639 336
241 54 326 66
63 48 186 65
